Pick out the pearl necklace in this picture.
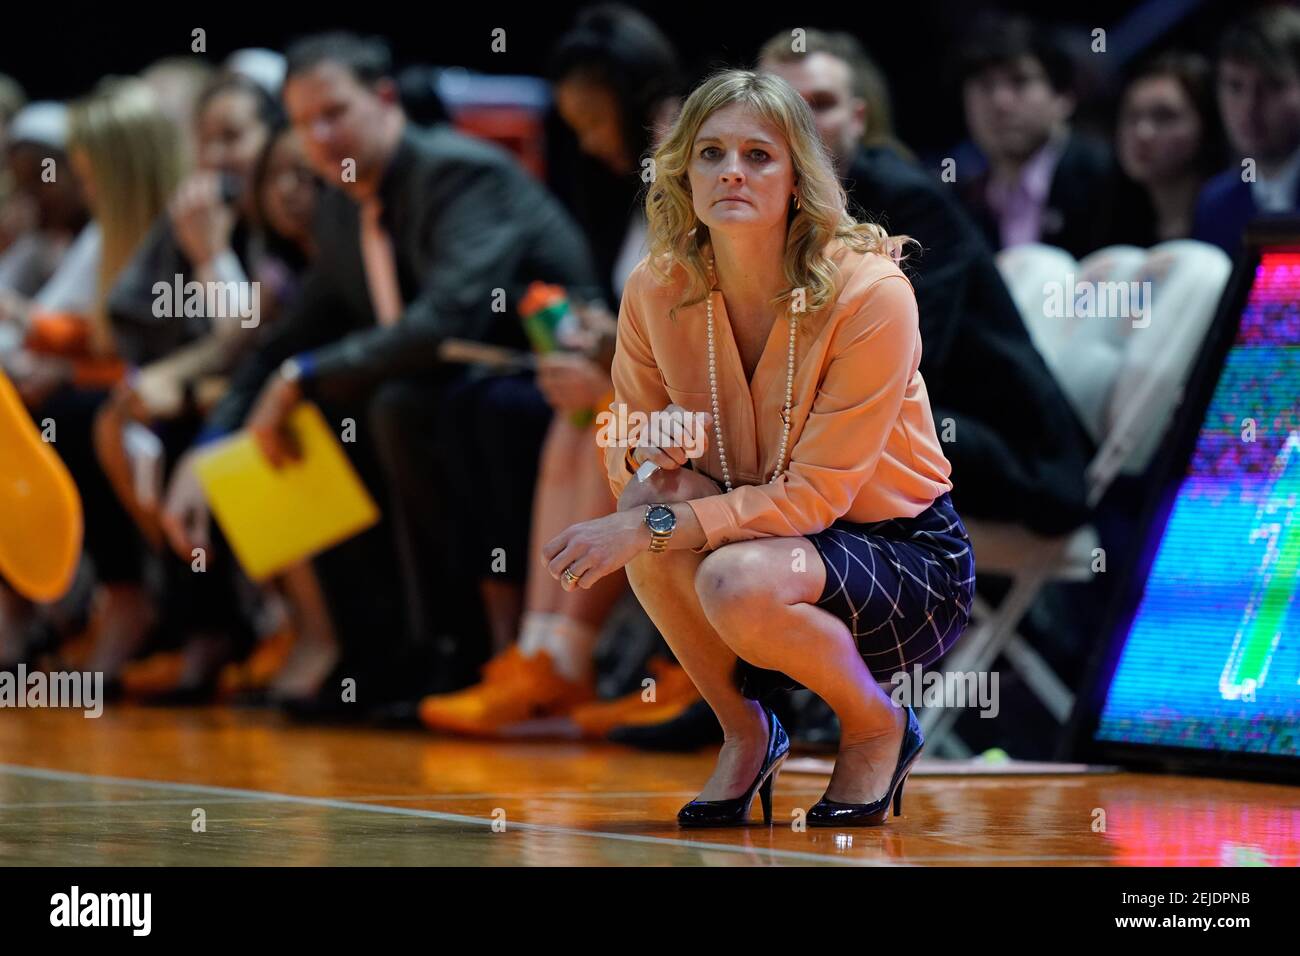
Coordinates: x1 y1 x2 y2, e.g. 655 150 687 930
704 258 797 492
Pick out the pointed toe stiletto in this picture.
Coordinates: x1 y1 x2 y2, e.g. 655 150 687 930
677 703 790 828
807 705 923 828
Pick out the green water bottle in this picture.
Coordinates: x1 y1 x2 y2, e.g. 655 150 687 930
519 281 595 427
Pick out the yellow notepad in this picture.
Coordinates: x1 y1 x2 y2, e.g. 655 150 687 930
194 402 380 582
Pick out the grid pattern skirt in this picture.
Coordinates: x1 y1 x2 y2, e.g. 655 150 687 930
737 492 976 698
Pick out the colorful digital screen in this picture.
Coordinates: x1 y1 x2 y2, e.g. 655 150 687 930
1096 250 1300 758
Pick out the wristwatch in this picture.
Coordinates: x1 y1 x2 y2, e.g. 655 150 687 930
644 503 677 553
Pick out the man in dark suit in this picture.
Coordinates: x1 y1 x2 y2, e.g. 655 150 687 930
1192 6 1300 260
759 30 1093 535
954 15 1117 260
164 33 600 708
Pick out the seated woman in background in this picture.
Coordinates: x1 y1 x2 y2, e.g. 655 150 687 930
543 70 975 827
416 3 689 738
245 124 318 309
1110 51 1225 246
102 73 282 423
74 73 280 701
0 78 181 675
82 74 278 580
164 122 329 705
102 119 327 703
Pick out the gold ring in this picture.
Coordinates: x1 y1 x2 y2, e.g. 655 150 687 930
562 566 582 584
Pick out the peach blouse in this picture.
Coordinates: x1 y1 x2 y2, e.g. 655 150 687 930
604 239 953 552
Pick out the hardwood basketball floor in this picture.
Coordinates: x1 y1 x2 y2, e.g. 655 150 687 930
0 707 1296 866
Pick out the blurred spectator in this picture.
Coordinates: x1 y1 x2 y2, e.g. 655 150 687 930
417 5 691 738
0 102 87 297
1111 51 1225 246
105 74 280 386
140 56 216 170
761 29 1093 534
219 122 329 702
68 75 283 697
1192 5 1300 259
8 80 182 361
248 122 319 298
956 15 1117 258
107 119 326 703
0 79 181 677
161 32 601 712
548 2 684 301
757 26 911 171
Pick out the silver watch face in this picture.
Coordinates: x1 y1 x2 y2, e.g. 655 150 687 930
646 504 676 534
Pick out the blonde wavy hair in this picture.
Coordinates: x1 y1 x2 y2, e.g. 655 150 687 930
68 77 184 355
644 68 911 318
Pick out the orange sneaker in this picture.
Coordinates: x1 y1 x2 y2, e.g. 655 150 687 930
417 645 595 738
119 650 189 699
217 628 296 699
569 658 701 739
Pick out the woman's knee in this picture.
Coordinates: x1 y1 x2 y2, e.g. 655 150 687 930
694 540 825 662
693 544 779 639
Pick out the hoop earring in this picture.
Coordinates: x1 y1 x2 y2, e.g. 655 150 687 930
793 192 802 210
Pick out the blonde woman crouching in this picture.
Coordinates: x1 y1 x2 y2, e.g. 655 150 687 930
543 69 974 828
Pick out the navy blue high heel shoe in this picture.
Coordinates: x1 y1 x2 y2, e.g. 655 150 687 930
677 703 790 827
807 705 923 827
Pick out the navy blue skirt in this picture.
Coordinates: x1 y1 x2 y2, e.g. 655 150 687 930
737 492 976 698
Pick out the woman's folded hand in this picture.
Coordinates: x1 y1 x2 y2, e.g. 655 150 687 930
633 403 711 471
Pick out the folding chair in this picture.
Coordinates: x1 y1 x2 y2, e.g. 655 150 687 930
922 240 1234 756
